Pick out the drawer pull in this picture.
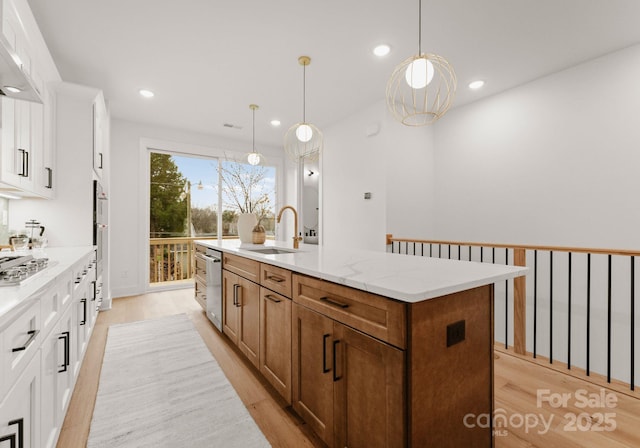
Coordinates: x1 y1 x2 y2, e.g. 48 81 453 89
266 275 285 283
233 284 241 307
264 294 282 303
320 296 349 309
322 334 331 373
12 329 39 353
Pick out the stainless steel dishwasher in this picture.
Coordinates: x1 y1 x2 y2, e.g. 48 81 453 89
200 248 222 331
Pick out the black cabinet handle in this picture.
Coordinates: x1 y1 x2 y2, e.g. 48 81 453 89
58 331 70 373
322 334 331 374
45 167 53 188
264 294 281 303
8 418 23 448
91 281 97 301
0 432 15 448
98 152 103 169
17 149 26 177
333 340 342 382
80 298 87 325
320 296 349 309
23 150 28 177
12 329 39 353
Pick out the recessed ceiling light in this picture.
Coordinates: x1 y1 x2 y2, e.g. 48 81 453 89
270 119 281 127
469 80 485 90
4 86 21 93
139 89 155 98
373 44 391 57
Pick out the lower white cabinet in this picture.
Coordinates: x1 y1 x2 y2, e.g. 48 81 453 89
0 353 40 448
0 249 98 448
41 304 73 448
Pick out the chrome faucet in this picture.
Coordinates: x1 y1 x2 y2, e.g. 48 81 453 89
276 205 303 249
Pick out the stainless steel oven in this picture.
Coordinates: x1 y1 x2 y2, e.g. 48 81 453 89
196 248 222 331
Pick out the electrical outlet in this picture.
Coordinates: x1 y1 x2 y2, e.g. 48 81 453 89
447 320 465 347
121 270 128 278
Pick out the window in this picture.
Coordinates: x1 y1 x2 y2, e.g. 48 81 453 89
148 150 278 285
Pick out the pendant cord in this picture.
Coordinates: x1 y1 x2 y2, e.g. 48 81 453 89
252 107 255 153
302 63 306 123
418 0 422 56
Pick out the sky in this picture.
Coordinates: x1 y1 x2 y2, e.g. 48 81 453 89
171 154 276 212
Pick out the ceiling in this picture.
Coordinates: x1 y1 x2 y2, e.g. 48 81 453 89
26 0 640 148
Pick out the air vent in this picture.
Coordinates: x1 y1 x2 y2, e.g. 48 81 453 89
223 123 243 130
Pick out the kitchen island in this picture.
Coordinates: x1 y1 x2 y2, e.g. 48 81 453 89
195 239 527 448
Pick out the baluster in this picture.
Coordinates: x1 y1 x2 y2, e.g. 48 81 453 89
607 254 612 383
568 252 572 370
533 250 538 359
632 256 635 391
505 248 509 350
587 253 591 376
550 251 554 364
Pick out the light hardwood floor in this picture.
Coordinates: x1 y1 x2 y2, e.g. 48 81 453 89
58 289 640 448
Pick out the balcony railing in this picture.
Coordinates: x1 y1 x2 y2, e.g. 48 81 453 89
149 236 218 284
387 234 640 397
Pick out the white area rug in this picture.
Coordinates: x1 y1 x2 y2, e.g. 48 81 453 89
87 314 271 448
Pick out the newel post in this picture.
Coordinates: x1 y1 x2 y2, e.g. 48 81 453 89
513 248 527 354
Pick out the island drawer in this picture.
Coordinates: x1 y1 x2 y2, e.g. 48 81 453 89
260 263 292 298
194 254 207 283
195 278 207 310
292 274 406 349
223 253 260 283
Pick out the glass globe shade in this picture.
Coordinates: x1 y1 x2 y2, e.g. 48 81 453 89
404 57 434 89
296 124 313 142
247 152 261 165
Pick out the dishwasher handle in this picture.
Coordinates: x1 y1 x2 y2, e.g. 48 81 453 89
196 253 221 264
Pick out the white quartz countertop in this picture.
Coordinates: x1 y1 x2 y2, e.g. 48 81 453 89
0 246 95 323
196 240 528 303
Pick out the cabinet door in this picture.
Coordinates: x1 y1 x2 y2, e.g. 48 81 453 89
0 97 21 187
292 304 334 446
40 316 71 448
56 308 74 422
16 99 33 190
333 324 405 448
238 277 260 369
0 353 40 448
72 291 88 378
260 288 291 403
222 270 240 345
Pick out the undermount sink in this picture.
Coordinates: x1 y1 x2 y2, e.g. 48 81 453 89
246 247 298 255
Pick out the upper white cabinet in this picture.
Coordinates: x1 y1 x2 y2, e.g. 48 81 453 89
93 92 107 180
0 0 58 198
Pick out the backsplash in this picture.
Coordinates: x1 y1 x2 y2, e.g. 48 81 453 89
0 198 8 245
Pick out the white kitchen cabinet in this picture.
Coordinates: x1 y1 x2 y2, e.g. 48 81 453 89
0 352 40 448
34 86 55 198
0 299 41 399
93 92 107 180
71 252 96 377
41 304 73 448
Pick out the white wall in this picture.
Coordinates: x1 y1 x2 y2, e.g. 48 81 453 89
433 44 640 249
110 118 294 298
322 101 436 251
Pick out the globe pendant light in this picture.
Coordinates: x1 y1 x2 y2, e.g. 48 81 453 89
284 56 322 162
246 104 263 165
386 0 456 126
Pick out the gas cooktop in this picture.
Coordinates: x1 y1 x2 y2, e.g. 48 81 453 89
0 254 50 286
